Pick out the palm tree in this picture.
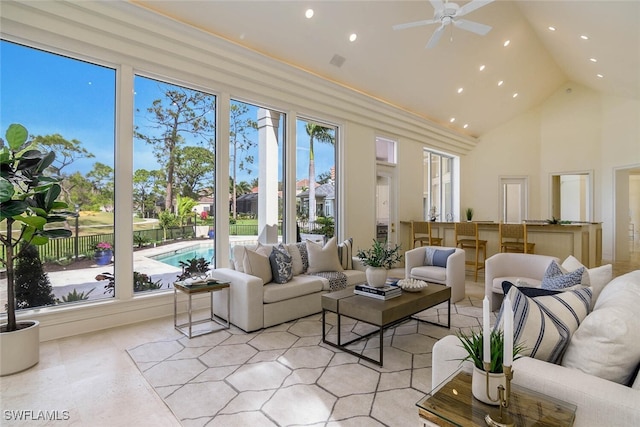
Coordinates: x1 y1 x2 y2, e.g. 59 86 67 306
305 123 334 223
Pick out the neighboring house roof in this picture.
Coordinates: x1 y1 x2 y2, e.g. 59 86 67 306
297 182 335 200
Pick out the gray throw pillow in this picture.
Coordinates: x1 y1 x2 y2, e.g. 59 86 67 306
269 244 293 284
541 261 585 290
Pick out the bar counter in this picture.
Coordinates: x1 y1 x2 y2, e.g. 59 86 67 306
400 221 602 268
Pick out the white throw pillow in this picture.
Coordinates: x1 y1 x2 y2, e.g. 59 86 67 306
242 248 273 285
561 255 612 308
306 237 343 273
285 243 304 276
561 271 640 385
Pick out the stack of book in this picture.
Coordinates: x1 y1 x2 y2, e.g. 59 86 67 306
354 283 402 300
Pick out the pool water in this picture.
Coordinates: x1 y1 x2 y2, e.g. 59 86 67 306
151 245 215 268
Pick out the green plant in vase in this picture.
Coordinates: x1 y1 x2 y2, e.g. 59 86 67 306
457 329 524 373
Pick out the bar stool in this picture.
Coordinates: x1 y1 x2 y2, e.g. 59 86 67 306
499 222 535 254
455 222 487 281
411 221 443 248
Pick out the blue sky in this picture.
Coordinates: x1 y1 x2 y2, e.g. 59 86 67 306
1 40 335 184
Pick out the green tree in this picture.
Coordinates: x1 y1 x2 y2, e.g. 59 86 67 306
14 244 56 309
135 86 215 213
158 210 179 241
66 171 96 210
176 195 198 226
317 170 332 185
87 162 114 210
305 123 335 223
133 169 165 218
31 133 95 205
175 145 215 199
229 102 258 219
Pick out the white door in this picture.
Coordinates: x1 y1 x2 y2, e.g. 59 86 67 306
376 165 397 244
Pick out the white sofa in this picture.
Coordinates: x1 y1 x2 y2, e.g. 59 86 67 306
405 246 466 303
209 242 366 332
432 270 640 427
485 252 559 311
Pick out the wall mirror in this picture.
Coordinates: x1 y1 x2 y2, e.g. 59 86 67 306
551 171 593 222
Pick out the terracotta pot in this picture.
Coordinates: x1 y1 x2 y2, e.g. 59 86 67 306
365 267 388 288
1 320 40 376
472 365 506 406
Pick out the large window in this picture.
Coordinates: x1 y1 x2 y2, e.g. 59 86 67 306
1 40 116 308
296 118 337 241
423 150 454 221
132 75 216 292
229 100 285 257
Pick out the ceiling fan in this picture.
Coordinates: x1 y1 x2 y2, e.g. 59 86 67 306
393 0 494 49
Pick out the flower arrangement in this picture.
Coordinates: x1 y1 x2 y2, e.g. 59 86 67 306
94 241 113 251
356 239 403 269
456 329 524 373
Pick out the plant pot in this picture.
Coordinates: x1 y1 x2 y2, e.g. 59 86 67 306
365 267 388 288
94 249 113 266
1 320 40 376
472 365 505 406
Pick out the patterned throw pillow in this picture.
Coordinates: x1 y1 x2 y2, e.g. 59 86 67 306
541 261 585 290
424 247 455 268
337 238 354 270
296 242 309 273
269 244 293 284
495 283 591 364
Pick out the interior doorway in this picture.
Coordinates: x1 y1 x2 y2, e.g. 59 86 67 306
614 165 640 264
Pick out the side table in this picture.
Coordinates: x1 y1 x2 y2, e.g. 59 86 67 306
416 369 576 427
174 280 230 338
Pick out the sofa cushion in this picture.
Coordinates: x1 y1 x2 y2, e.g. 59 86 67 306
306 237 343 273
496 283 591 364
342 269 367 286
541 261 584 290
337 238 354 270
410 266 446 282
285 243 305 276
561 256 612 308
262 274 324 303
492 277 542 293
269 244 293 284
561 271 640 385
243 248 273 285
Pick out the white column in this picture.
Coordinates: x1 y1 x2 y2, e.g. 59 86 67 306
258 108 281 243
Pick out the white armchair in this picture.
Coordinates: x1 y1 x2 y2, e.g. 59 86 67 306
485 252 559 311
404 246 466 303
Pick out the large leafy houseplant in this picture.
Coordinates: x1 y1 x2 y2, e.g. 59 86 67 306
1 124 71 333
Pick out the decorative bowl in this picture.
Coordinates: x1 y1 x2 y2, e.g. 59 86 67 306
398 278 428 292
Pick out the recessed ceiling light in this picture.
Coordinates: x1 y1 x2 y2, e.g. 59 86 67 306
450 117 456 123
457 87 464 94
349 33 357 42
463 124 469 129
512 93 518 98
305 9 314 19
580 35 589 40
503 40 510 47
548 26 556 31
479 64 486 71
590 58 597 63
597 73 604 78
498 80 504 86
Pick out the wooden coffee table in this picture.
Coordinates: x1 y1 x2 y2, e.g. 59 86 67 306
321 284 451 366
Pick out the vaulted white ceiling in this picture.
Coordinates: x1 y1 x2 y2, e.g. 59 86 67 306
133 0 640 137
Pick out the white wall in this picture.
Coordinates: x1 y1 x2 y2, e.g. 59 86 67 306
462 82 640 261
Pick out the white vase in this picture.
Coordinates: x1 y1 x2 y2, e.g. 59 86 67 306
366 267 388 288
471 365 505 406
1 320 40 376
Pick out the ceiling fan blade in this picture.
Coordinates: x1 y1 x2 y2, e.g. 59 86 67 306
454 19 492 35
429 0 445 12
393 19 438 31
457 0 494 17
426 24 446 49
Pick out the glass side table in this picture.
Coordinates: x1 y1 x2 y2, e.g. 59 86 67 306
174 280 230 338
416 369 576 427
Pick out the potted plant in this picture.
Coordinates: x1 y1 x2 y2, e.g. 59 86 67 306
94 241 113 266
465 207 474 221
356 239 403 287
0 123 72 376
457 329 524 405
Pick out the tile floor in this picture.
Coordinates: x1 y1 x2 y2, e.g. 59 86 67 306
2 254 637 427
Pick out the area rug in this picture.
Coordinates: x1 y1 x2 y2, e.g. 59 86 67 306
127 296 485 427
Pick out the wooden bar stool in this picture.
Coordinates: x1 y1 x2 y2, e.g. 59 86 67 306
499 223 535 254
411 221 443 248
455 222 487 281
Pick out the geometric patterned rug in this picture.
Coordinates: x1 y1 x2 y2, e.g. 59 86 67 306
127 296 486 426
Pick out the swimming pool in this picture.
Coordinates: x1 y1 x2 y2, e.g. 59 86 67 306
151 244 214 268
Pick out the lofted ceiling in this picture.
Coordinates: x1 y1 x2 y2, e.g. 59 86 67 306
133 0 640 138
